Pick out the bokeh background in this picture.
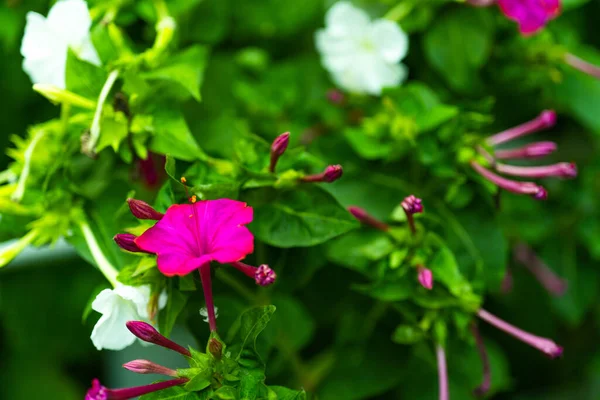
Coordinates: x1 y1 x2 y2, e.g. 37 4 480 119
1 0 600 399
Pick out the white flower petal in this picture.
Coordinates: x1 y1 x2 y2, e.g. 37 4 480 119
46 0 92 47
325 2 370 38
158 289 168 309
362 59 407 95
78 35 102 66
114 284 152 318
91 288 118 314
90 301 139 351
21 12 60 60
370 20 408 64
22 54 67 88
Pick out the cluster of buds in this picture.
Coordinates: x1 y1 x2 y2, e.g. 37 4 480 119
86 321 192 400
472 110 577 200
268 131 343 183
348 195 432 290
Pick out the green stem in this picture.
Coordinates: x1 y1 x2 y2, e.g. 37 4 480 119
85 69 120 155
78 218 120 287
145 0 176 65
11 129 45 202
61 103 71 134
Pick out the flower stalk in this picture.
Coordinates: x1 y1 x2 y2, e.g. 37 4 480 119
436 344 449 400
301 165 343 183
471 324 491 396
199 263 218 332
494 142 557 160
85 69 120 156
78 218 120 287
564 53 600 79
477 309 563 358
471 161 547 200
514 243 567 296
486 110 556 146
86 377 188 400
11 129 45 202
348 206 389 231
495 162 577 179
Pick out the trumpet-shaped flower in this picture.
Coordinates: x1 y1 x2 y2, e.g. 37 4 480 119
134 199 254 276
20 0 100 88
315 2 409 95
90 285 167 351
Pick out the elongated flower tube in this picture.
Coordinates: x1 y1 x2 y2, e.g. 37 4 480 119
495 162 577 179
348 206 389 232
486 110 556 146
564 53 600 79
417 265 433 290
401 195 424 235
229 261 277 286
514 243 567 296
477 309 563 358
494 141 557 160
123 360 178 377
269 132 290 173
436 345 449 400
85 378 188 400
127 198 164 220
301 165 343 183
126 321 191 357
471 161 547 200
471 324 491 396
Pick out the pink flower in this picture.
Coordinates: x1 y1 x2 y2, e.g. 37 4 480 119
417 265 433 290
134 199 254 277
497 0 560 36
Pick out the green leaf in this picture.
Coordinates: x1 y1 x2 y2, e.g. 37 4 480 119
143 45 210 101
213 386 237 400
95 110 129 153
423 8 494 92
139 385 201 400
270 294 315 351
237 305 276 359
65 49 108 98
159 283 188 337
247 186 359 248
269 386 306 400
148 104 206 161
327 230 395 274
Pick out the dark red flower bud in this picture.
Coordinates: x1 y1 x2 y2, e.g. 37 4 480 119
127 198 164 220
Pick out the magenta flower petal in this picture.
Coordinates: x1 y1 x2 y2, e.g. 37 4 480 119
135 200 254 276
498 0 560 36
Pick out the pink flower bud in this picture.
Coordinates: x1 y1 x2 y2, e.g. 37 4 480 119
401 195 424 214
208 338 223 360
494 141 557 160
269 132 290 173
348 206 389 231
487 110 558 146
417 265 433 290
326 89 345 105
114 233 144 253
123 360 177 377
127 199 164 220
323 165 343 182
255 264 277 286
125 321 191 357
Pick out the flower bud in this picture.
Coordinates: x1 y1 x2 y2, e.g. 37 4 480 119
269 132 290 173
401 195 424 214
208 338 223 360
114 233 144 253
323 165 343 182
126 321 191 357
127 198 164 220
326 89 345 105
255 264 277 286
539 110 557 128
123 359 177 377
348 206 389 231
417 265 433 290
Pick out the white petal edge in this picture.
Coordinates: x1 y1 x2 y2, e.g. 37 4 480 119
370 19 409 64
325 2 371 38
46 0 92 47
90 301 139 351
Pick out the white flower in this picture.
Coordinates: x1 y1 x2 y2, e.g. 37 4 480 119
199 306 218 323
90 285 167 351
20 0 100 89
315 2 409 95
